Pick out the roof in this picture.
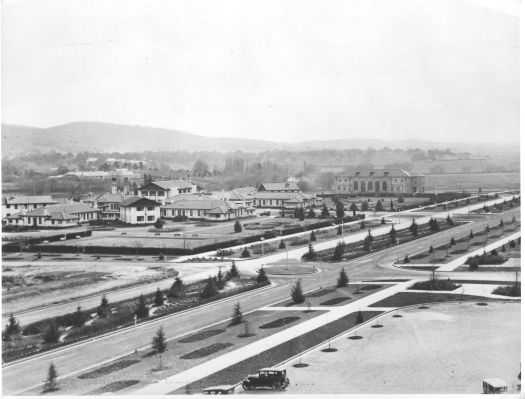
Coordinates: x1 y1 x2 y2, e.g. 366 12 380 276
483 379 507 388
338 169 425 178
22 203 99 217
154 180 195 189
5 195 57 205
96 193 133 203
260 366 287 372
259 182 299 192
167 194 214 203
120 196 161 208
162 199 233 211
254 192 309 201
48 211 79 221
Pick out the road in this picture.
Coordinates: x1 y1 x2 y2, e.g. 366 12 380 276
2 206 520 395
3 192 518 326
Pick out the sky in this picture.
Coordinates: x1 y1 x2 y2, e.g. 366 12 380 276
1 0 520 143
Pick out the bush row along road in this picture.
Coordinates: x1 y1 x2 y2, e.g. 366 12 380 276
2 204 520 395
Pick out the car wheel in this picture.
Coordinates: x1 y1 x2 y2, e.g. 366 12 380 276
272 383 280 391
242 382 251 391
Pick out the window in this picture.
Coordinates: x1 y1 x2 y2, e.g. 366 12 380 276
137 216 144 222
147 215 154 221
190 210 193 216
382 181 388 191
147 206 154 211
6 204 10 209
141 191 148 196
367 181 373 191
137 207 144 211
158 191 164 196
354 181 358 191
14 205 18 210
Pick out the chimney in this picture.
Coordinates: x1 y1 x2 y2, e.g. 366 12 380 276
111 178 118 195
123 177 130 195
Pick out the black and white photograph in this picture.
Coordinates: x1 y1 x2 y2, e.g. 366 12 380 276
1 0 521 397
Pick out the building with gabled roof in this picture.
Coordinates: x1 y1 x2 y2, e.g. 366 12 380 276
2 195 58 219
95 193 133 220
334 168 425 194
120 196 161 224
14 203 99 228
161 199 254 221
252 191 322 209
138 180 197 205
258 182 300 193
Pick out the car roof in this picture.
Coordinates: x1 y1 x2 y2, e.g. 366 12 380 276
483 378 507 388
260 366 286 372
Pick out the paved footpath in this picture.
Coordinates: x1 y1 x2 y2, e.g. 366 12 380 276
132 280 416 395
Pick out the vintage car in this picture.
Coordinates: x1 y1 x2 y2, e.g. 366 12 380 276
202 385 235 395
482 378 508 394
242 366 290 391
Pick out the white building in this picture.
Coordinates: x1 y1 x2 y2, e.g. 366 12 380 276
120 196 161 224
10 203 99 228
138 180 197 205
3 195 58 218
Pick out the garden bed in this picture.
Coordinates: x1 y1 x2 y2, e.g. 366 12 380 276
178 329 225 343
369 292 499 308
259 317 301 329
180 343 234 359
78 360 141 379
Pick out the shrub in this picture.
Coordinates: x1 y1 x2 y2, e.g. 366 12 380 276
230 302 243 326
450 237 456 246
44 321 60 343
336 268 349 288
228 261 240 279
381 217 386 224
360 220 366 229
492 282 520 297
331 241 345 261
279 239 286 249
4 314 21 340
307 207 316 218
168 276 185 298
429 245 434 254
468 259 479 271
291 281 305 304
320 204 330 219
72 306 88 328
241 247 251 258
310 230 317 242
200 277 219 299
446 214 454 226
403 254 410 264
256 267 269 284
302 242 317 260
154 288 164 307
510 240 516 248
154 218 164 230
136 294 149 319
409 278 459 291
234 220 242 233
397 196 404 203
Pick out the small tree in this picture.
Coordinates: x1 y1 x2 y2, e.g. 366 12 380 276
4 313 21 340
469 230 474 240
446 214 454 226
291 280 305 304
43 363 58 393
356 310 364 324
409 218 418 237
350 202 357 216
72 306 86 328
229 261 240 278
375 200 383 212
397 196 404 203
389 225 397 244
336 267 349 287
154 287 164 307
154 218 164 230
302 242 317 260
169 276 185 298
279 239 286 249
234 220 242 233
241 247 251 258
381 217 386 224
96 295 110 319
230 302 243 326
308 207 315 218
310 230 317 242
44 321 60 343
216 268 225 289
510 240 516 248
297 207 305 221
332 241 345 261
403 254 410 264
151 326 167 369
256 267 269 283
337 224 342 235
450 237 456 246
200 276 219 298
499 218 504 228
360 220 366 229
136 294 149 319
429 245 434 254
361 201 369 212
320 204 330 219
336 202 345 220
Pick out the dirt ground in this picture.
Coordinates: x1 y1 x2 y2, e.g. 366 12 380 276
282 301 520 394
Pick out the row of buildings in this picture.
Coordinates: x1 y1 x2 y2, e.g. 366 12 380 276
2 180 322 227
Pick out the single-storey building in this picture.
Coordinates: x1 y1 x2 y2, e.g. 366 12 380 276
161 199 255 221
258 182 300 193
334 169 425 194
253 192 322 209
120 196 161 225
13 203 99 228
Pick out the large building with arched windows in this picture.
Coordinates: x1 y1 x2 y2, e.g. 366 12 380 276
334 169 425 194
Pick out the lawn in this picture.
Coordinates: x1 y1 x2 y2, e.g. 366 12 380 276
22 309 325 395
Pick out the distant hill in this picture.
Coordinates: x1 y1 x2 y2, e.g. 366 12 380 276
1 122 518 155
